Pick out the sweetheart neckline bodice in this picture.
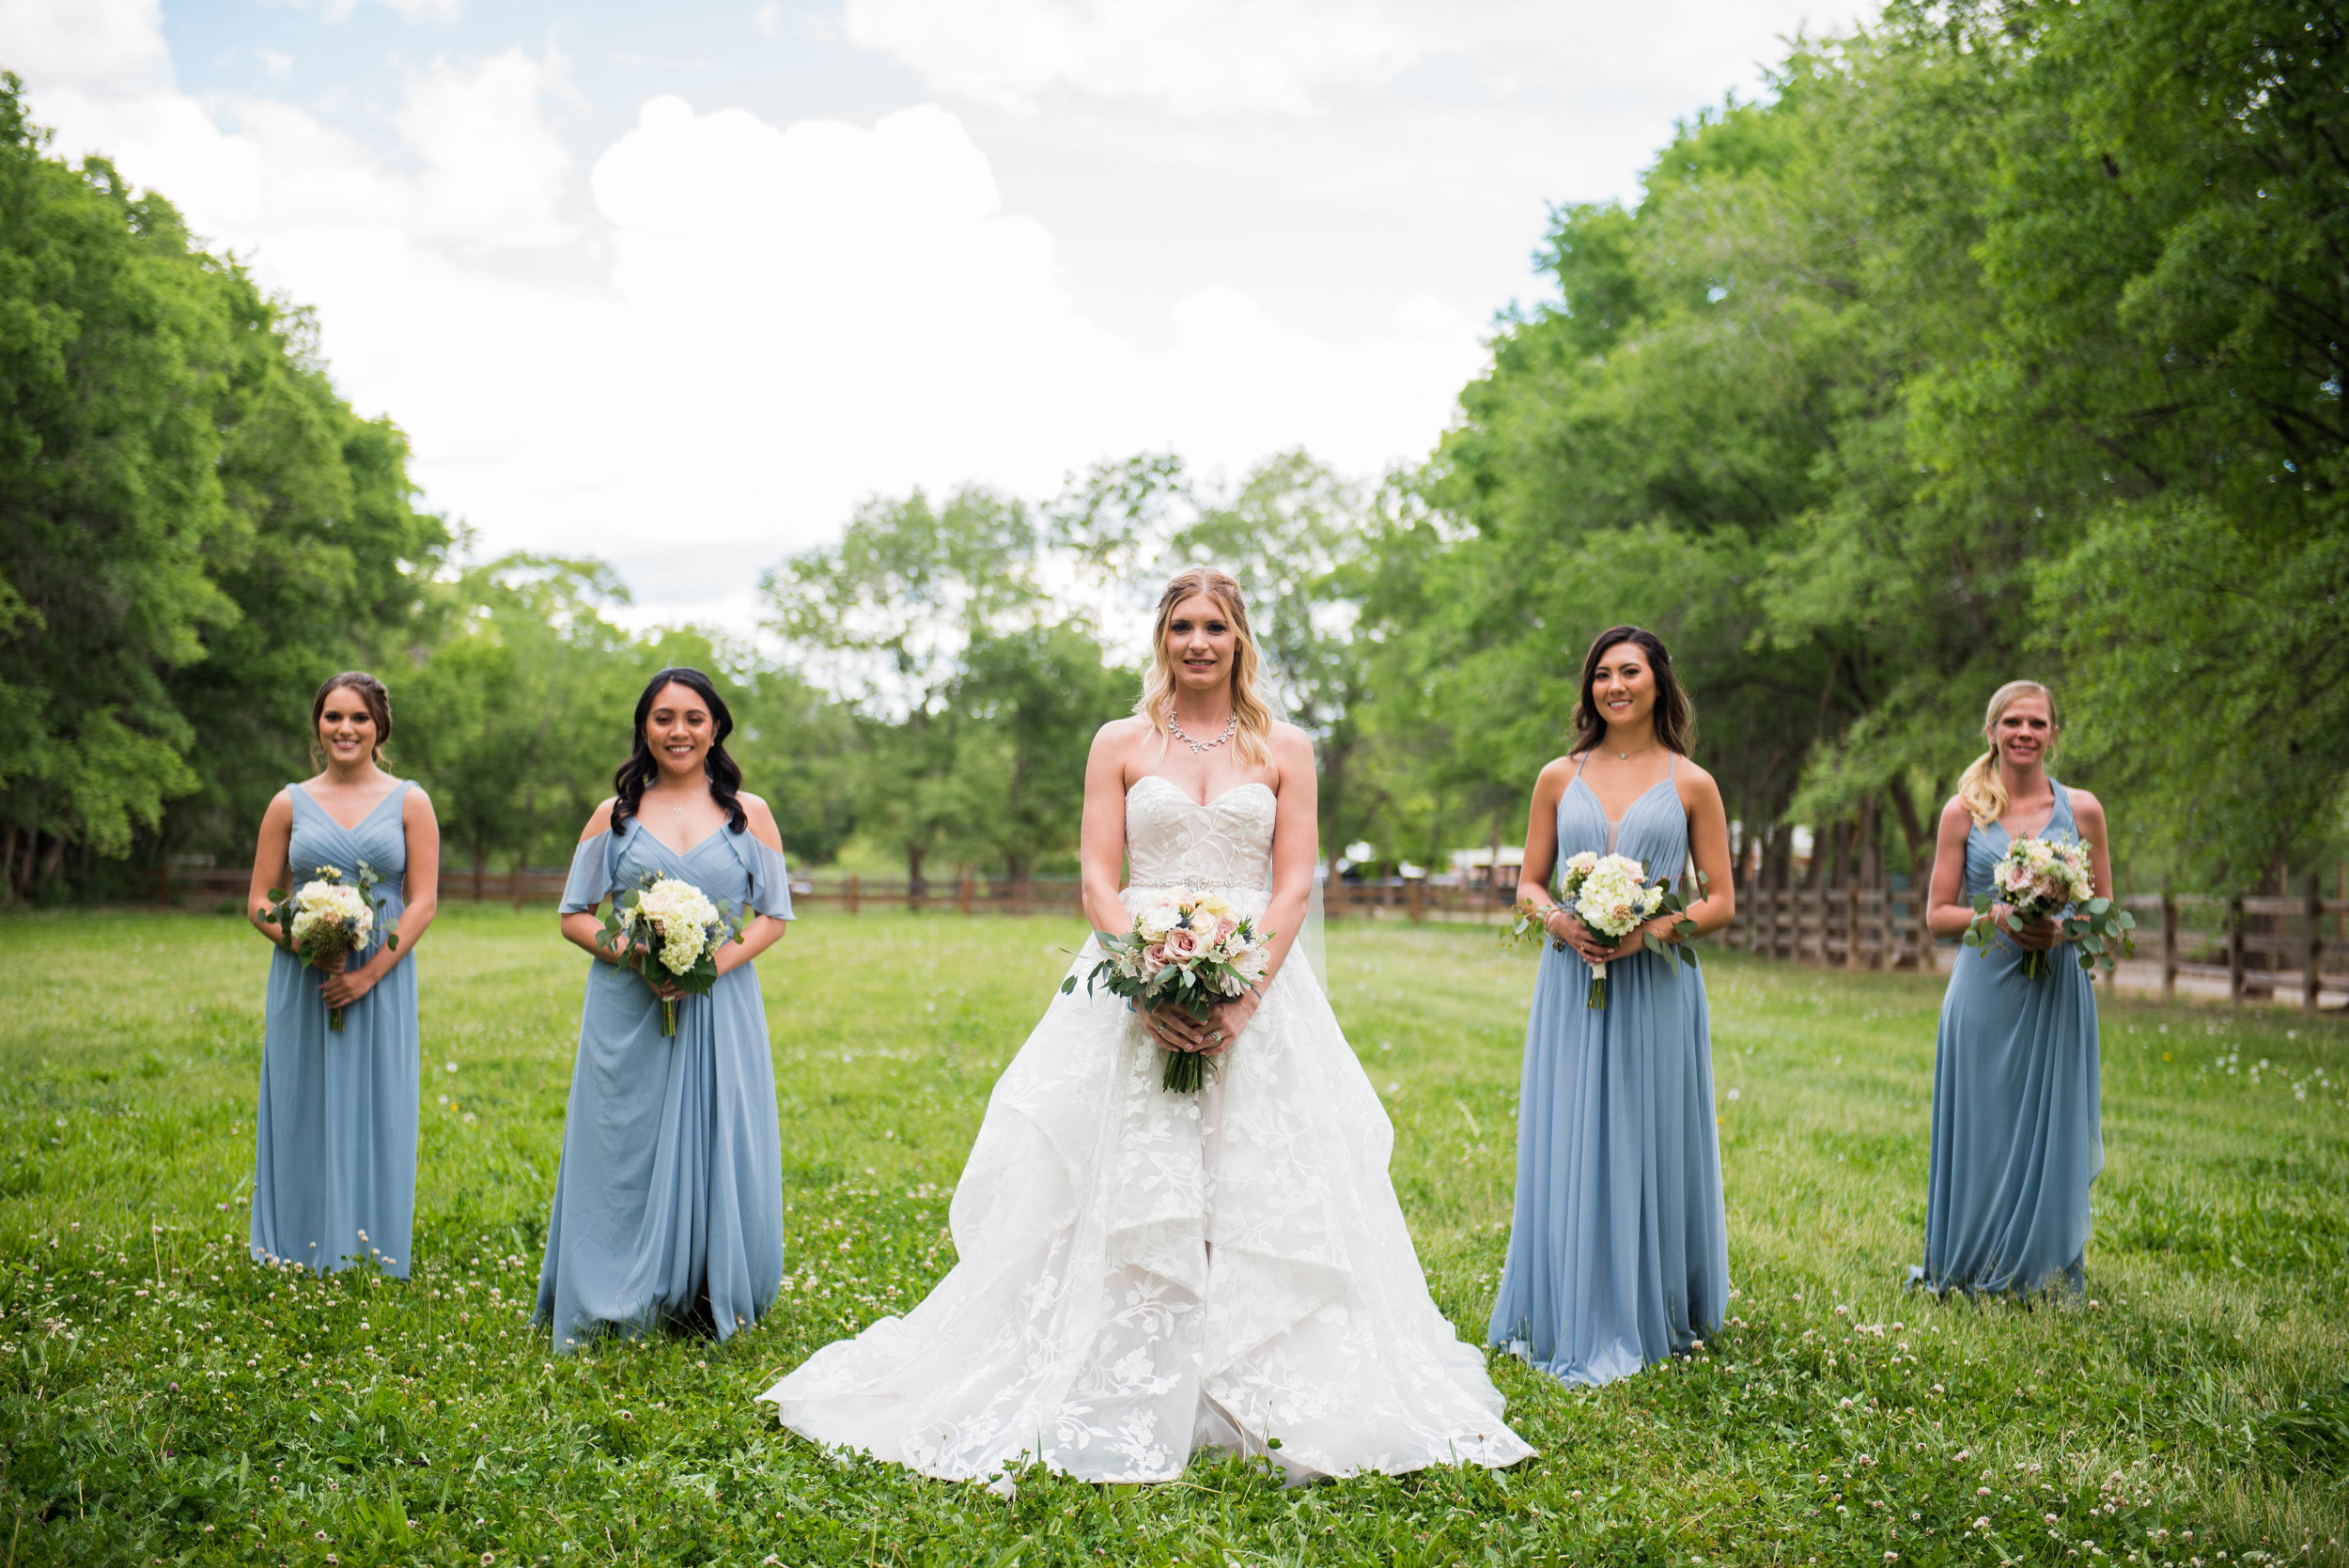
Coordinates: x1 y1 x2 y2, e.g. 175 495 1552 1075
1127 775 1277 811
1124 774 1277 895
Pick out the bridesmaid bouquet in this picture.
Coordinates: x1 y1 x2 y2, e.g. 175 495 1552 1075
264 862 396 1032
597 873 740 1036
1505 853 1705 1008
1062 890 1273 1093
1965 835 2135 978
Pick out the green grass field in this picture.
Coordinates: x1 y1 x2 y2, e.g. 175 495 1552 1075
0 906 2343 1566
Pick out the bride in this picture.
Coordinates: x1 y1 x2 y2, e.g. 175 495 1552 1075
759 567 1532 1485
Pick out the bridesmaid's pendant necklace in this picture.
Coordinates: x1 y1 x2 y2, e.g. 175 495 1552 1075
1167 710 1237 754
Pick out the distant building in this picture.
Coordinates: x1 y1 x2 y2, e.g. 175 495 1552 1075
1445 846 1524 889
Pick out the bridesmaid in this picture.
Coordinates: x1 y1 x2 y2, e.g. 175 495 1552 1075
246 672 441 1276
1488 626 1735 1385
536 667 795 1349
1912 680 2110 1297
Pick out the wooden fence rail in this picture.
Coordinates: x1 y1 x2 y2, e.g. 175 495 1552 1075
1718 864 2348 1014
139 860 2349 1014
144 865 1524 923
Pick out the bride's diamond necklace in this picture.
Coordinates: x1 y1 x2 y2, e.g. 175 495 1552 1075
1168 710 1236 754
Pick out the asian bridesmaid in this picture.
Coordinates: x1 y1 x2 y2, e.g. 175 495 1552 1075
1487 626 1735 1386
1912 679 2111 1297
535 667 795 1349
246 672 441 1276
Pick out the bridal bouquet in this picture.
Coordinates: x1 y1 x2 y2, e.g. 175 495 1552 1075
1504 853 1705 1008
265 862 396 1032
1063 890 1273 1093
597 873 740 1035
1964 834 2135 978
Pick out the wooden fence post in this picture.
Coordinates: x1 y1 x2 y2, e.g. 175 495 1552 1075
2228 893 2246 1005
2160 881 2178 1002
1409 877 1424 924
846 873 860 916
2307 871 2325 1014
158 860 173 908
957 871 973 917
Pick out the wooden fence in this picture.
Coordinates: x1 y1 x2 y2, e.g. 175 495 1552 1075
1719 862 2349 1015
143 860 2349 1013
147 864 1522 923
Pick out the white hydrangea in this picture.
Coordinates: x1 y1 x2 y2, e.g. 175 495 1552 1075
1570 853 1659 940
627 876 723 976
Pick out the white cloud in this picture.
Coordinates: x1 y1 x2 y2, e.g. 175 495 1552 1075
754 3 782 39
0 0 167 94
8 0 1869 627
841 0 1422 115
394 48 575 246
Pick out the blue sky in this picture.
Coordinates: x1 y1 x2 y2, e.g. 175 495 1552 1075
6 0 1863 626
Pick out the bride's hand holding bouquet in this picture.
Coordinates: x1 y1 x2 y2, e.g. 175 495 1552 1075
1065 890 1273 1093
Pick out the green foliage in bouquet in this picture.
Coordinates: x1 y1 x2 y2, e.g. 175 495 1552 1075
1498 867 1709 979
594 874 742 1037
263 862 396 1032
1966 892 2139 977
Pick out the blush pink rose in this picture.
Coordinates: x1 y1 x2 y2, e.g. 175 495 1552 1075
1161 925 1206 962
1213 916 1239 946
1143 942 1170 970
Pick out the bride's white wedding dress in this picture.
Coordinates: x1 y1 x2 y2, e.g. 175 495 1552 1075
758 775 1532 1483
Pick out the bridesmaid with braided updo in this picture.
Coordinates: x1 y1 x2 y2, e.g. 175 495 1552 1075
1912 679 2112 1298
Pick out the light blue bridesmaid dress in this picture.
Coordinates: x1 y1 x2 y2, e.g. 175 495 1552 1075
1488 753 1729 1385
250 781 420 1277
535 815 793 1350
1911 781 2103 1297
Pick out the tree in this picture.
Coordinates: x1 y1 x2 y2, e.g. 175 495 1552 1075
0 77 446 897
760 486 1043 891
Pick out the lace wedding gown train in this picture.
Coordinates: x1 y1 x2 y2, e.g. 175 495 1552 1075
758 776 1532 1483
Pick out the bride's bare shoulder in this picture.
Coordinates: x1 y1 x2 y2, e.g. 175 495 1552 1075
1088 715 1153 771
1268 722 1315 781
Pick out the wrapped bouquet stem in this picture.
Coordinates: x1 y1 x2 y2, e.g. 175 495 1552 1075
266 862 396 1032
1063 890 1273 1093
597 873 741 1035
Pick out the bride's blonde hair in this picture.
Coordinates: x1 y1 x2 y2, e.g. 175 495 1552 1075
1956 679 2059 827
1136 567 1275 768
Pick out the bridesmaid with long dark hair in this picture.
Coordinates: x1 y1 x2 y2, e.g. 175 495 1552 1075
1912 680 2110 1297
536 667 796 1349
1487 626 1735 1386
246 672 441 1275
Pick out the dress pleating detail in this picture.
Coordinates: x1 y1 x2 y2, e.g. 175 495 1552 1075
1909 781 2103 1297
535 821 794 1348
249 781 420 1277
1486 758 1729 1386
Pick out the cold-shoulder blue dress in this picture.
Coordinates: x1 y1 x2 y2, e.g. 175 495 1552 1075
1488 754 1729 1385
536 817 794 1349
1910 781 2103 1297
250 781 421 1277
